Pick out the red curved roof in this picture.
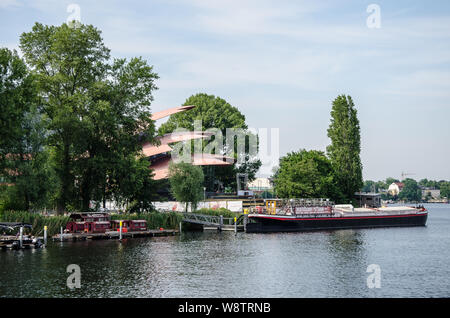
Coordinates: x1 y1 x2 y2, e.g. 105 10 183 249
150 154 234 180
142 131 213 157
151 105 196 121
158 131 213 144
142 143 173 157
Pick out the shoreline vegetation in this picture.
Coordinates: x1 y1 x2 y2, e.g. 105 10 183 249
0 208 239 235
1 22 448 228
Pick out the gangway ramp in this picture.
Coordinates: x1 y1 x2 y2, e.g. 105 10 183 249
182 213 245 232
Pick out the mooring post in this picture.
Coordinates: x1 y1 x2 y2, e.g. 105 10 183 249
44 226 47 245
60 226 63 242
119 220 123 241
19 226 23 248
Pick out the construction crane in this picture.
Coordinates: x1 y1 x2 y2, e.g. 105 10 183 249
401 172 416 180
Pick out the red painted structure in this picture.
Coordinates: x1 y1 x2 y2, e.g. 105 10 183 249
110 220 147 232
130 220 147 231
84 221 110 233
66 213 147 234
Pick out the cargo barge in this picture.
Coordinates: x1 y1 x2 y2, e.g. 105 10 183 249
245 199 428 233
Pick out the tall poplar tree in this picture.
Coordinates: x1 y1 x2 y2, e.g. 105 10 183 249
327 95 363 203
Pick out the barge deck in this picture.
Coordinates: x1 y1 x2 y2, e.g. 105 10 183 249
245 200 428 233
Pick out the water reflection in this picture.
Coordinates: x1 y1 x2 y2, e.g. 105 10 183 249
1 204 449 298
325 230 368 297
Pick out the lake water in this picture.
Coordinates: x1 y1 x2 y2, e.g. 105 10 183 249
1 203 449 298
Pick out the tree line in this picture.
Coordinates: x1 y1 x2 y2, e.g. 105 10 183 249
1 23 161 214
362 178 450 202
1 23 260 214
272 95 363 204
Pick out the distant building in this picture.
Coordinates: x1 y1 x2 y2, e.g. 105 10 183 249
247 178 273 191
422 189 440 199
355 192 382 208
388 182 404 196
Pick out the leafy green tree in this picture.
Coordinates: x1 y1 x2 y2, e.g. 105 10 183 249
168 162 204 212
440 182 450 199
327 95 363 202
273 150 341 200
0 48 35 173
385 177 400 186
418 179 440 189
398 178 421 202
159 93 261 192
376 180 388 191
0 48 55 211
362 180 376 192
6 109 57 211
20 23 159 213
418 178 429 188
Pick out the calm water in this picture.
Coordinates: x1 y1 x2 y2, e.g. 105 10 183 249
1 204 449 298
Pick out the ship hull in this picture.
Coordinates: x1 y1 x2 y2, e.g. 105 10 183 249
245 213 428 233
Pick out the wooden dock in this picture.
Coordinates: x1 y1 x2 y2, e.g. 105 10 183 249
52 229 179 242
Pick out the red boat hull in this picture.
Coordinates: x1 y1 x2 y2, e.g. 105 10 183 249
246 213 428 233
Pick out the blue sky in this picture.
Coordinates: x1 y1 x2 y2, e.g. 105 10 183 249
1 0 450 181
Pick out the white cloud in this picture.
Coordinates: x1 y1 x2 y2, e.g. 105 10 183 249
0 0 20 8
383 70 450 98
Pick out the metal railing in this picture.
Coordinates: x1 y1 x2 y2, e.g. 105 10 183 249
182 213 244 226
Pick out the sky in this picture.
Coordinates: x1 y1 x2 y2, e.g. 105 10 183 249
1 0 450 181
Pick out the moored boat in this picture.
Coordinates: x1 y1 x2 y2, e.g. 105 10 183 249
245 199 428 233
65 212 148 234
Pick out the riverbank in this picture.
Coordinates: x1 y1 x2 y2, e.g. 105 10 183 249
1 203 449 297
0 211 69 236
52 229 178 242
0 210 184 236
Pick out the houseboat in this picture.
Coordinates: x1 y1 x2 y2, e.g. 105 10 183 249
245 199 428 233
110 219 147 232
65 213 147 234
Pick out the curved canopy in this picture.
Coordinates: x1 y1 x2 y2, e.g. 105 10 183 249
151 105 196 121
142 143 173 157
142 131 213 157
150 154 234 180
